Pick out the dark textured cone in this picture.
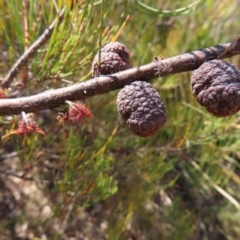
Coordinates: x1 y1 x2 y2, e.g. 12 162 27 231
92 52 128 76
92 42 130 77
191 59 240 117
101 41 130 67
117 81 167 137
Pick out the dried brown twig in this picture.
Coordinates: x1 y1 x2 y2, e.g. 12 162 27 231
219 34 240 59
0 39 240 116
1 7 66 89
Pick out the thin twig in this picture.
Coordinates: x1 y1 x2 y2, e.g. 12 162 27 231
23 0 30 50
22 0 30 83
219 34 240 59
0 40 239 116
0 168 49 184
1 7 66 89
191 161 240 210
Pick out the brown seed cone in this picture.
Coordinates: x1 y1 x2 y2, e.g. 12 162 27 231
101 41 130 67
92 42 130 77
191 59 240 117
92 52 128 76
117 81 167 137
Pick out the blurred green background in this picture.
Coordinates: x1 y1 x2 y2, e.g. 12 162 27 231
0 0 240 239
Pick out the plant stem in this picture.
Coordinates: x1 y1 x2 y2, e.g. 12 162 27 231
0 40 239 116
1 7 66 89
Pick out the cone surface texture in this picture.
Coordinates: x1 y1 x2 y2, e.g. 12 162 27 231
92 42 130 77
191 59 240 117
117 81 167 137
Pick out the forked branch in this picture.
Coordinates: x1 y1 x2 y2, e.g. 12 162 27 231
1 7 66 89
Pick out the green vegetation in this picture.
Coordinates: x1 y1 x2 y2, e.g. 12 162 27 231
0 0 240 239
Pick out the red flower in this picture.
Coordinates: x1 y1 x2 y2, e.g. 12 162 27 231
57 101 93 126
3 112 45 144
0 88 5 98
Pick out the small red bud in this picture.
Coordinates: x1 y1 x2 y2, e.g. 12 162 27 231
3 112 45 144
57 101 93 126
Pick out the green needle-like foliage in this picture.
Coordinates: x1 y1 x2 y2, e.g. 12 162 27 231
0 0 240 239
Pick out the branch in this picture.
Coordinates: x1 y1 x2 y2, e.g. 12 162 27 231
0 40 240 116
1 7 66 89
0 168 49 184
